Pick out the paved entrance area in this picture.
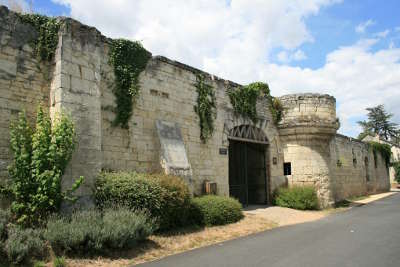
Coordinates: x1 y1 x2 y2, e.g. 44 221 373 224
245 206 327 226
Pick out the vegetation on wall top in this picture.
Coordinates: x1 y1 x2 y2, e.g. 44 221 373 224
194 74 217 143
367 141 392 167
228 82 283 124
109 39 152 128
17 13 61 62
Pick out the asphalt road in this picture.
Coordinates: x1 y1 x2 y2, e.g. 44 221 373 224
138 192 400 267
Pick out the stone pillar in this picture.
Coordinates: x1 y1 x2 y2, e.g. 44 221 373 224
278 93 339 207
50 18 103 206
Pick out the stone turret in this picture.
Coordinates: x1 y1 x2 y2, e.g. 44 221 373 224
278 93 339 140
277 93 339 207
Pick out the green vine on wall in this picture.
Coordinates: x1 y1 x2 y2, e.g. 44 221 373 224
367 141 392 167
194 74 217 143
228 82 283 124
17 13 60 62
109 39 152 128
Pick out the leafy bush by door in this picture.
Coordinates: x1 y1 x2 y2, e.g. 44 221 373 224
95 171 191 231
274 186 319 210
191 195 244 226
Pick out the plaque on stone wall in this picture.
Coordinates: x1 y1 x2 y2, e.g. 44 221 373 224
155 120 193 192
219 148 227 155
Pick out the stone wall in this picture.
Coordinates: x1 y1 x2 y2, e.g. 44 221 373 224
278 93 339 207
0 7 51 187
362 134 400 183
330 135 389 202
49 18 104 205
100 53 284 196
0 6 390 209
278 94 390 207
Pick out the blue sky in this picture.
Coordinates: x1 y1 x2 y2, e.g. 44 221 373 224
272 0 400 69
4 0 400 137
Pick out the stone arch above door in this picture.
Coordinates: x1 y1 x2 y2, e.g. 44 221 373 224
228 124 269 144
222 115 270 146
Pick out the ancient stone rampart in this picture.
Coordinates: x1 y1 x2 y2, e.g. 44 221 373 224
0 5 389 208
279 93 389 207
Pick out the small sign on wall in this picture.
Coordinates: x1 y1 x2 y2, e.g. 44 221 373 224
219 148 228 155
273 157 278 165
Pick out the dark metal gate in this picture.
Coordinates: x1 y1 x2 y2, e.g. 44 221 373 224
229 140 267 206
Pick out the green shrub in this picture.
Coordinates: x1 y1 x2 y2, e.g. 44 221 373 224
0 209 10 260
102 208 155 249
45 209 103 254
33 261 46 267
95 171 191 231
191 195 244 226
45 208 154 255
0 209 10 240
146 173 192 230
393 162 400 183
5 108 83 226
4 226 46 265
275 186 319 210
53 256 66 267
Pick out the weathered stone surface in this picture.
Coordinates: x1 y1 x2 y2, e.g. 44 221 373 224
0 5 390 209
156 120 193 192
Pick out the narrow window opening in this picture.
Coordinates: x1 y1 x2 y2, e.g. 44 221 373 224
283 162 291 176
373 151 378 168
365 157 370 181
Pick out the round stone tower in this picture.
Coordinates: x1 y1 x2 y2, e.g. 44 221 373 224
278 93 339 207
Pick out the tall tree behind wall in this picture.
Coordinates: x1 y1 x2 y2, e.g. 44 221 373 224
357 104 399 143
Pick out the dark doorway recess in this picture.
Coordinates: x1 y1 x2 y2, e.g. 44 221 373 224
229 140 268 206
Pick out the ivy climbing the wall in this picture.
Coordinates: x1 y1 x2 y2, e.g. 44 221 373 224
109 39 152 128
367 141 392 167
194 74 217 143
228 82 283 124
17 13 60 62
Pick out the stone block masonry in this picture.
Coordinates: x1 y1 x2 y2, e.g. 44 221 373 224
0 5 390 208
0 7 51 185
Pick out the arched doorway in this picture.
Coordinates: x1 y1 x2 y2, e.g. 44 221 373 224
228 125 269 206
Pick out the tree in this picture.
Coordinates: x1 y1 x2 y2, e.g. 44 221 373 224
357 105 399 142
5 107 83 226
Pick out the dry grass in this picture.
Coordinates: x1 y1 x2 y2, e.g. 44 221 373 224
64 214 276 267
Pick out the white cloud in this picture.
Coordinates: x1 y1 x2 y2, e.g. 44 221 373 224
375 29 390 38
263 39 400 136
277 51 290 63
292 50 307 61
51 0 400 137
0 0 30 12
277 50 307 63
355 19 375 34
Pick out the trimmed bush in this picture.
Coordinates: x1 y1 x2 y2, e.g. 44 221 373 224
191 195 244 226
0 209 10 240
45 209 103 254
4 226 46 265
95 171 191 230
102 208 155 249
45 208 155 255
275 186 319 210
0 209 10 261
